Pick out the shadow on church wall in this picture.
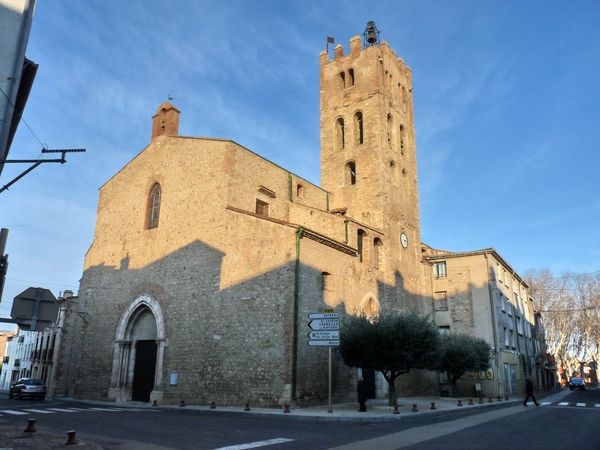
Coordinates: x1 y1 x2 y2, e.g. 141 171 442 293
57 239 538 406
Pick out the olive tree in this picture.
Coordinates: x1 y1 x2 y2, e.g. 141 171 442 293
339 312 439 406
437 333 491 393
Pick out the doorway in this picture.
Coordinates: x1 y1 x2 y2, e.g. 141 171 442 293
109 294 166 403
132 340 157 402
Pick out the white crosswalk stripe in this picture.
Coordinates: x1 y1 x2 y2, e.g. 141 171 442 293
0 406 156 416
576 403 586 407
595 404 600 408
558 402 569 406
87 407 124 411
2 410 29 415
540 402 552 406
23 408 55 414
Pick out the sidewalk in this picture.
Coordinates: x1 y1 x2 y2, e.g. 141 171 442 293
159 394 524 421
0 390 566 448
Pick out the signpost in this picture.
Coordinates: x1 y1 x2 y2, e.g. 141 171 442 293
10 287 59 331
307 312 340 413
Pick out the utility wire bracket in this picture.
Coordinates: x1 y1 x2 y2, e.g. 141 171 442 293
1 148 86 194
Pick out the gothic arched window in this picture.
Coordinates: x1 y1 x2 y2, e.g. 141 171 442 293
147 183 161 229
336 117 345 149
373 238 383 269
345 161 356 186
357 229 366 263
354 111 363 145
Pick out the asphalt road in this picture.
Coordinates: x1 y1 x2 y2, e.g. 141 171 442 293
0 390 597 449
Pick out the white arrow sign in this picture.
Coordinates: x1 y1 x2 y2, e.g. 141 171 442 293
308 339 340 347
308 312 340 320
308 330 340 340
309 319 340 331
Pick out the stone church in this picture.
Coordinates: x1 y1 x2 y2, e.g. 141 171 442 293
56 28 442 407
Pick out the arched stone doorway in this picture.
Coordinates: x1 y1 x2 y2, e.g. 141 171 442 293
108 294 166 403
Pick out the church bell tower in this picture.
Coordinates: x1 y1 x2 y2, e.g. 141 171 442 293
319 23 425 301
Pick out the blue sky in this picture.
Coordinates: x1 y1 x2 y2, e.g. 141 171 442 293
1 0 599 319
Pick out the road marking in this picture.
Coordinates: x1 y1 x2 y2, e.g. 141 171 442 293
87 407 123 411
540 402 552 406
326 405 548 450
23 408 55 414
558 402 569 406
595 404 600 408
63 408 89 411
47 408 79 412
576 403 586 407
1 410 28 415
213 438 295 450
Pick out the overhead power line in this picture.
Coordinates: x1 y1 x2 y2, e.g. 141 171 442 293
538 306 600 313
0 85 46 150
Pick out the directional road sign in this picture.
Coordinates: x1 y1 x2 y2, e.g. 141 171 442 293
307 340 340 347
308 330 340 340
308 318 340 331
308 312 340 320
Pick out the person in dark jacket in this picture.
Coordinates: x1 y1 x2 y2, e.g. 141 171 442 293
357 379 367 412
523 378 539 406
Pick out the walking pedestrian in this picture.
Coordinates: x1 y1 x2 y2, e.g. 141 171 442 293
357 379 367 412
523 378 539 406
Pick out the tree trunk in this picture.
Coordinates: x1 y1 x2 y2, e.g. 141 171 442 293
383 371 399 406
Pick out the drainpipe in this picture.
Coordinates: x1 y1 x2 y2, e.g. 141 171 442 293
292 227 304 400
485 252 503 398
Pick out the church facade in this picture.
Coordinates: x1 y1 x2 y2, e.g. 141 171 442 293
55 28 537 406
56 30 439 406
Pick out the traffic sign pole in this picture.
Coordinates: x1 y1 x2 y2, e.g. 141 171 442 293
328 346 332 414
307 312 340 414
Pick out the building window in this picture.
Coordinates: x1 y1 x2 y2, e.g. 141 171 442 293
322 272 332 292
336 117 345 149
373 238 383 269
296 184 304 198
345 161 356 185
433 261 447 278
517 316 524 335
147 183 161 229
353 111 363 145
348 68 355 86
339 71 346 89
357 229 366 263
439 326 450 335
501 294 506 312
255 199 269 216
504 328 510 347
434 291 448 310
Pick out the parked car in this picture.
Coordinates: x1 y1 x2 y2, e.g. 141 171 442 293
568 376 586 391
9 378 46 400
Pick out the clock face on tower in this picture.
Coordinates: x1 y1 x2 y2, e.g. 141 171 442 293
400 232 408 249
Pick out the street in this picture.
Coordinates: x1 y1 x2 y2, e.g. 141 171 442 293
0 389 598 449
